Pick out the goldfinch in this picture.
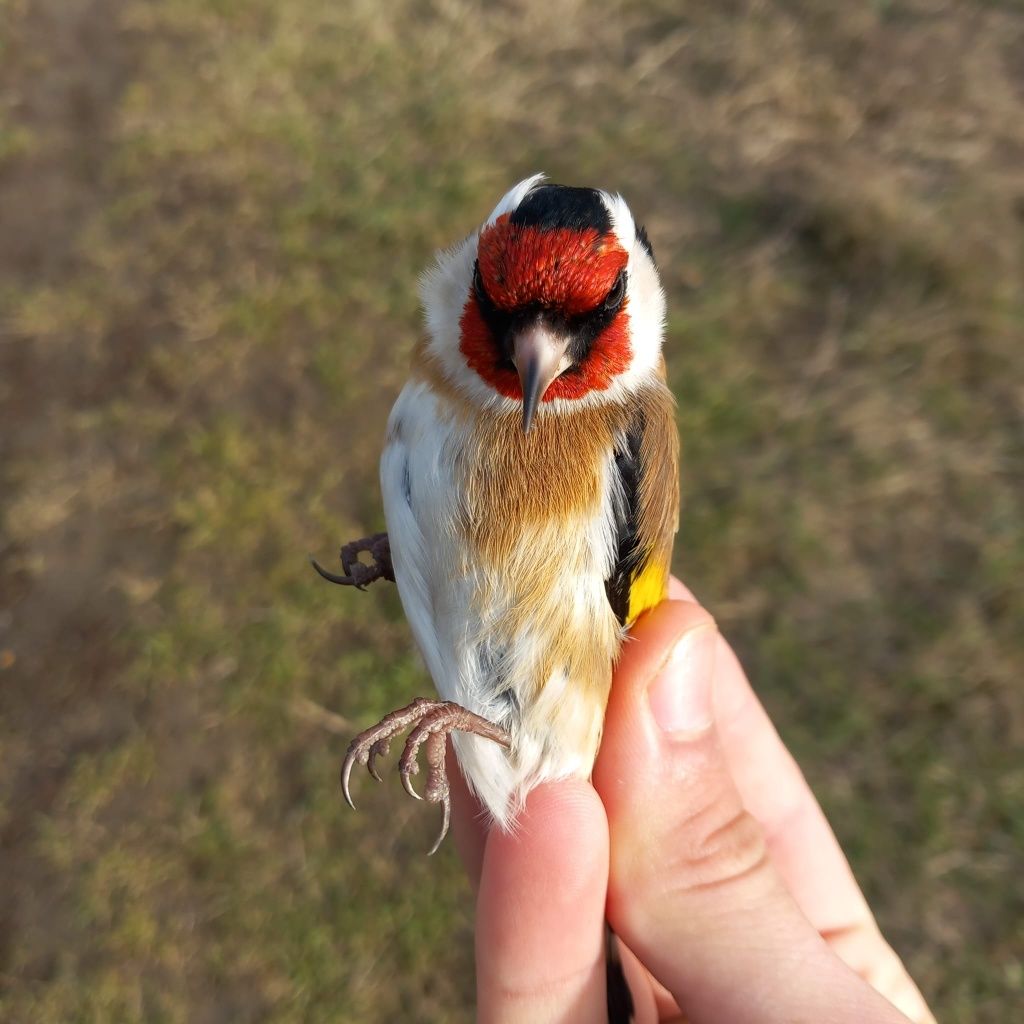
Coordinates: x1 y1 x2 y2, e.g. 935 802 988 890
315 174 678 854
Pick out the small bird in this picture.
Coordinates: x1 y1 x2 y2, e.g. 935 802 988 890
315 174 678 854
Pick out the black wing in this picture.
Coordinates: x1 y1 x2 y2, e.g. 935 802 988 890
603 384 679 627
605 409 647 625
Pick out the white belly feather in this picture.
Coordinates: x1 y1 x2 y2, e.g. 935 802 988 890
380 380 623 828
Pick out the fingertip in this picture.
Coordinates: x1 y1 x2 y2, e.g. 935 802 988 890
668 575 697 602
617 599 716 695
597 601 717 795
483 780 609 900
476 781 610 1021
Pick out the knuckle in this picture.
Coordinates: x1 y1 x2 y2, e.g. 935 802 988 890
657 799 772 900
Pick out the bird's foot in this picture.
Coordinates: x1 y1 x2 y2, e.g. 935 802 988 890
311 531 394 589
342 697 511 855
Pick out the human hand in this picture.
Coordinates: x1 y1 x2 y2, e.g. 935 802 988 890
450 580 937 1023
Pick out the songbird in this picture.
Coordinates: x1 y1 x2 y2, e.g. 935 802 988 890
314 174 678 854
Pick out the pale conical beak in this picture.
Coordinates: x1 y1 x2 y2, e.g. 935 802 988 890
513 324 572 434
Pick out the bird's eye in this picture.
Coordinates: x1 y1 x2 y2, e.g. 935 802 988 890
603 271 626 312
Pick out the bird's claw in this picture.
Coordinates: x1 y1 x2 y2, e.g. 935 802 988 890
366 737 391 782
401 770 423 802
311 532 394 588
340 698 511 854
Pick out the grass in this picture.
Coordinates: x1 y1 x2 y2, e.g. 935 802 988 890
2 0 1022 1020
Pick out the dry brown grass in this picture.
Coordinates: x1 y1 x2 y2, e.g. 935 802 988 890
2 0 1022 1020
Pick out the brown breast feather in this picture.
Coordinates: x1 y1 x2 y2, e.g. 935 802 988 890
411 344 678 710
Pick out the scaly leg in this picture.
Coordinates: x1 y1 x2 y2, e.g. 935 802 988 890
311 532 394 590
342 697 511 855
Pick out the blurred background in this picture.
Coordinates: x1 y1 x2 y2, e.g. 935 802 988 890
2 0 1022 1021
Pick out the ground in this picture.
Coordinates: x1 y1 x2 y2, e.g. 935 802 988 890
1 0 1022 1021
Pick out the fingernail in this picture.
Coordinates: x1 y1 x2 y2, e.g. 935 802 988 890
647 626 717 735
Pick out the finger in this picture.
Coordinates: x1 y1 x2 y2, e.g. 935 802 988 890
712 634 873 928
447 746 487 889
667 579 933 1019
710 627 936 1022
668 575 695 602
475 780 610 1024
595 601 912 1023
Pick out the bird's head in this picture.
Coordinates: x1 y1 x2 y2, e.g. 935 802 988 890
420 174 666 431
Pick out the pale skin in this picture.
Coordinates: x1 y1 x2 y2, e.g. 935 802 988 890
449 579 938 1024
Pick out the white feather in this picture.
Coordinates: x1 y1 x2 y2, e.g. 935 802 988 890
381 382 623 827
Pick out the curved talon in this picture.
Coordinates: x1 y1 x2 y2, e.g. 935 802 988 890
310 557 360 587
341 754 357 810
341 546 358 578
427 796 451 857
366 738 390 782
401 770 423 801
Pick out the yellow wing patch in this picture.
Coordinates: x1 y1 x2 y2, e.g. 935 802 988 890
625 555 671 627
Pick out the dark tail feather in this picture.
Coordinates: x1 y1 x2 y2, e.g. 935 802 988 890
606 927 635 1024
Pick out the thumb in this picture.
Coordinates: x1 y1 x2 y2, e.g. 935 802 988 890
594 601 911 1024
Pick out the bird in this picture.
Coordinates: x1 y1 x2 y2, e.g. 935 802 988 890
314 173 679 855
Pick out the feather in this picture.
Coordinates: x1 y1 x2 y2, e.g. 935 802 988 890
605 374 679 627
381 368 679 827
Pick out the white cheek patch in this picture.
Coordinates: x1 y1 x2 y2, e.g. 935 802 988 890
419 232 518 413
600 189 666 385
621 237 667 383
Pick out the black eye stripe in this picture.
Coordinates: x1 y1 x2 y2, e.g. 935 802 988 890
564 271 626 364
472 260 514 365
